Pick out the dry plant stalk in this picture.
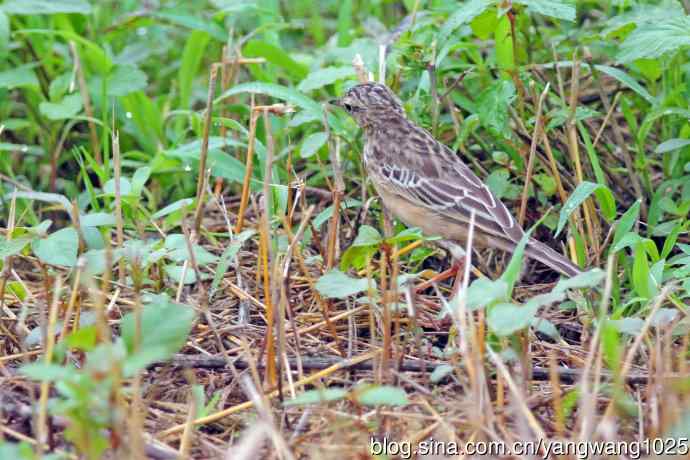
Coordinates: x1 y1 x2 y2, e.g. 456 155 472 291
193 65 219 235
112 130 126 284
69 41 101 163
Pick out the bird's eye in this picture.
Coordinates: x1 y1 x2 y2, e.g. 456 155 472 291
343 103 353 112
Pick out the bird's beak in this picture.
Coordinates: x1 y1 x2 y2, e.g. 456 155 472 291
328 98 343 107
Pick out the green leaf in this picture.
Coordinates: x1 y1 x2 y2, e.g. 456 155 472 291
39 93 82 120
655 138 690 154
594 65 654 104
216 82 323 119
494 13 514 76
211 230 255 296
0 11 9 54
499 226 532 294
131 166 151 196
315 269 369 299
32 227 78 267
165 234 218 265
463 277 508 311
477 80 516 133
178 30 211 109
355 385 409 406
0 237 31 258
352 225 382 247
632 241 655 299
553 268 605 293
438 0 493 43
165 264 198 284
80 212 116 227
612 200 641 249
487 302 539 336
607 317 645 335
103 177 132 196
121 296 196 362
300 131 328 158
1 0 92 14
0 64 38 89
20 363 74 382
513 0 575 21
244 40 308 80
556 182 614 236
617 16 690 63
152 198 194 219
106 65 148 96
284 388 348 406
298 66 355 92
151 11 226 41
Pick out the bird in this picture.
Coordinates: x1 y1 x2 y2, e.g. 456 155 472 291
330 81 582 278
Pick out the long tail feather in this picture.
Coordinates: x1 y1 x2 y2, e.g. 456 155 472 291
526 239 582 277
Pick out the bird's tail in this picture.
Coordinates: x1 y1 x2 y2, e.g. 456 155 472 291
526 238 582 278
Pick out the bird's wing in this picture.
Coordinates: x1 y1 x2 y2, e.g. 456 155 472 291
368 123 524 244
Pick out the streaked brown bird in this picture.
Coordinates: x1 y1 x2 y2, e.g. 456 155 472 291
331 82 582 277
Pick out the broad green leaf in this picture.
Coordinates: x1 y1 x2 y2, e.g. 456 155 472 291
80 212 116 227
1 0 92 14
594 65 654 104
463 277 508 311
20 363 75 382
355 385 409 406
494 13 514 76
0 64 38 89
632 241 655 298
165 264 198 284
106 64 148 96
487 302 539 336
607 317 645 335
121 296 196 373
164 234 218 265
178 30 211 109
216 82 323 119
0 237 31 258
32 227 79 267
298 66 356 92
617 16 690 63
39 93 82 120
315 269 369 299
553 268 605 293
438 0 493 43
284 388 348 406
513 0 575 21
603 0 683 37
352 225 382 247
244 40 308 80
300 131 328 158
477 80 515 133
655 138 690 154
103 177 133 196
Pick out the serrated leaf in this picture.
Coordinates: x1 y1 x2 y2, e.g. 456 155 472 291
477 80 516 133
513 0 575 21
438 0 493 43
315 269 369 299
617 16 690 63
298 66 356 92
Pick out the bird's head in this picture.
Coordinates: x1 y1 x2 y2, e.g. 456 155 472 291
330 82 405 130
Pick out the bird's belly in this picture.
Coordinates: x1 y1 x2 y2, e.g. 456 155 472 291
372 180 487 247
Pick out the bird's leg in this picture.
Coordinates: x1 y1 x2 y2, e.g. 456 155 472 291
415 258 465 294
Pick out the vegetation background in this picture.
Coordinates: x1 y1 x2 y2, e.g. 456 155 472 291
1 0 689 458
